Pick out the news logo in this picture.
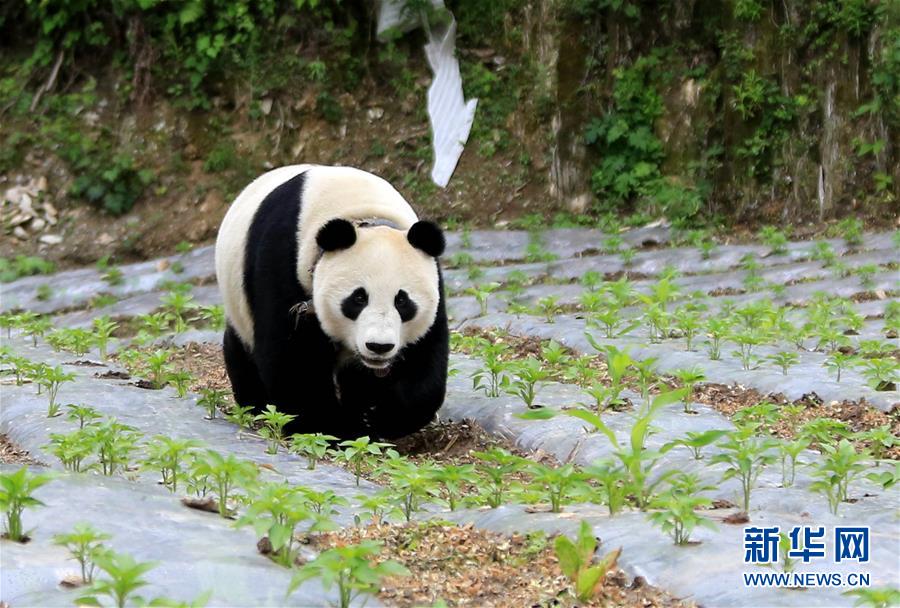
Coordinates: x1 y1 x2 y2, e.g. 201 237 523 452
742 525 871 588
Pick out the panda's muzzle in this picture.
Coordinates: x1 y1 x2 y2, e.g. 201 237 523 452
360 355 392 377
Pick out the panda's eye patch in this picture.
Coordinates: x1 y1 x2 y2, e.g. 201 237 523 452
394 289 417 322
341 287 368 320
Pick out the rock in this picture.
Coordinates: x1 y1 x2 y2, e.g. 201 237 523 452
98 233 114 245
366 107 384 122
8 213 31 227
13 226 28 240
29 217 46 232
156 259 171 272
260 98 273 115
43 202 58 217
39 233 63 245
33 176 48 193
18 193 34 215
567 192 591 214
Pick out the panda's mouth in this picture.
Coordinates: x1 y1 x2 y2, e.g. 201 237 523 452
360 356 392 377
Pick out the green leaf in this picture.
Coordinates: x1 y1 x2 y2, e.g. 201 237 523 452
553 535 580 579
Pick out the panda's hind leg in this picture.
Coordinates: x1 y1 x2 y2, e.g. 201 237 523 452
223 324 267 410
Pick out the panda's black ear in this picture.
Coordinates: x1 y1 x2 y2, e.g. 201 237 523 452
407 221 445 257
317 219 357 252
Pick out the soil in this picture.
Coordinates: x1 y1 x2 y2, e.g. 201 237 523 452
0 433 43 466
310 521 694 608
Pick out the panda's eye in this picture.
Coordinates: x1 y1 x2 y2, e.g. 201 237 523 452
395 289 417 322
341 287 368 320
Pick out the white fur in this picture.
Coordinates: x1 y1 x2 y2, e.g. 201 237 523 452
313 227 440 364
215 165 433 356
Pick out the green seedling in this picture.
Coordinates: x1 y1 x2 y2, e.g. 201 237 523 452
224 404 255 436
383 457 438 521
808 241 836 265
799 417 852 449
254 405 296 454
289 433 337 470
429 464 475 511
466 282 500 316
38 365 76 417
759 226 789 255
541 340 569 366
471 342 510 398
732 402 780 434
101 266 125 287
535 295 563 323
288 540 409 608
580 270 603 291
46 428 95 472
166 370 193 398
0 466 53 542
92 316 119 360
582 460 628 515
856 263 878 288
503 357 550 408
237 482 333 567
837 217 864 247
853 425 897 464
197 388 229 419
779 437 809 488
473 447 526 508
711 428 778 513
825 352 855 382
662 430 729 460
856 357 899 391
190 450 258 517
143 436 204 493
139 312 172 338
704 316 733 360
562 355 598 386
766 351 799 375
673 306 703 351
567 388 688 509
53 523 112 584
583 339 632 407
91 418 142 476
145 349 172 389
671 367 705 413
810 439 869 515
730 329 764 370
337 436 393 486
299 487 348 517
67 403 103 429
866 462 899 490
844 586 900 608
632 356 658 402
355 490 403 525
76 548 159 608
554 520 621 603
525 462 585 513
25 315 52 346
648 473 717 545
195 304 225 332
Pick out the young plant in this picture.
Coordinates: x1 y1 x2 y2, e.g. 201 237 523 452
710 428 778 513
196 388 229 420
254 405 297 454
837 217 864 247
337 436 393 486
143 436 204 493
844 587 900 608
704 316 732 360
225 404 255 436
288 540 409 608
648 473 717 545
145 349 172 389
759 226 789 255
465 282 500 316
779 437 809 488
0 466 53 542
525 462 585 513
554 520 621 603
853 425 897 464
190 450 258 517
76 549 158 608
289 433 337 470
237 482 332 567
766 351 799 375
662 429 729 460
730 329 763 370
166 370 193 398
582 460 628 516
471 342 510 398
38 365 75 417
52 523 112 584
535 295 563 323
92 316 119 360
195 304 226 332
503 357 550 408
383 458 438 521
825 352 855 382
91 418 142 476
809 439 869 515
429 464 475 511
46 428 95 472
473 447 526 508
672 306 703 351
671 366 705 413
856 357 900 391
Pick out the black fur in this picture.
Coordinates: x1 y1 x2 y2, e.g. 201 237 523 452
317 218 357 251
341 287 368 321
394 289 417 322
407 221 445 257
222 173 448 440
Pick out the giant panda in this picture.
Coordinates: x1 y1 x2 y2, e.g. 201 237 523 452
214 164 448 440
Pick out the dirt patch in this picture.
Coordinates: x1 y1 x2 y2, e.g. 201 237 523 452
167 341 230 393
311 521 693 608
0 434 44 466
694 383 900 457
708 286 745 297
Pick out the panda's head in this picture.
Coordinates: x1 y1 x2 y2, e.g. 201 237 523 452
312 219 445 376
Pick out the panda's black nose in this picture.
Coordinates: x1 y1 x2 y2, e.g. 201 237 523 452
366 342 394 355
